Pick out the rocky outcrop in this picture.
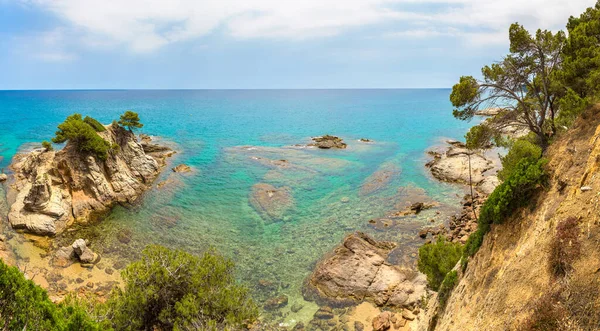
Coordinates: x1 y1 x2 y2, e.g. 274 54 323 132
0 173 7 182
172 164 191 173
7 124 173 235
474 107 503 116
309 135 347 149
426 144 495 188
360 163 401 196
52 238 99 267
304 232 427 308
249 183 294 224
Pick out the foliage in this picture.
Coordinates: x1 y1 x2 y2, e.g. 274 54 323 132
465 124 496 150
549 217 581 278
104 245 258 330
437 270 458 309
83 116 106 132
498 139 543 181
418 236 463 290
42 140 53 151
561 1 600 100
0 259 101 331
450 23 566 148
464 157 548 258
557 88 588 129
519 290 570 331
118 110 143 132
51 114 111 160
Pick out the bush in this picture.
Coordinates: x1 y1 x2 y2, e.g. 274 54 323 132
104 245 258 330
52 114 111 160
42 140 53 151
519 290 570 331
83 116 106 132
549 217 581 278
437 270 458 309
418 236 463 290
498 139 542 181
0 259 101 331
464 157 547 258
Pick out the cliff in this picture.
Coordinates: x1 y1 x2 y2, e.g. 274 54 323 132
423 106 600 330
7 124 173 235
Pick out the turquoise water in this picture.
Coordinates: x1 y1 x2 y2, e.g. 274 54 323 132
0 89 471 322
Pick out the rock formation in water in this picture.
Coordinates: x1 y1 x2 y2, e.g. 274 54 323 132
426 143 499 195
304 232 427 309
249 183 294 224
7 124 173 235
309 135 347 149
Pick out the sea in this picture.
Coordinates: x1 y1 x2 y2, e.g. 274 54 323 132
0 89 474 324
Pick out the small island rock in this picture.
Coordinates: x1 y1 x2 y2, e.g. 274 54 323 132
309 135 347 149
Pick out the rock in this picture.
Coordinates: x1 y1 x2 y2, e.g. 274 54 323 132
72 239 87 256
581 186 593 192
475 107 503 116
264 295 288 310
446 140 466 148
116 229 132 244
401 309 415 321
309 135 347 149
360 163 401 196
354 321 365 331
341 197 350 203
291 303 304 313
359 138 372 143
314 306 334 319
429 149 493 185
79 248 98 264
372 311 392 331
105 267 114 275
304 232 427 308
292 322 305 330
0 173 7 182
172 164 192 173
478 176 500 195
7 124 172 235
52 246 75 267
86 282 94 288
249 183 294 224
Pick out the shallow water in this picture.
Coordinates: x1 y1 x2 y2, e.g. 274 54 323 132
0 89 472 323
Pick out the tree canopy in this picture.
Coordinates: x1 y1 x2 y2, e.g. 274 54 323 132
118 111 143 131
52 114 111 160
451 23 566 148
104 245 258 330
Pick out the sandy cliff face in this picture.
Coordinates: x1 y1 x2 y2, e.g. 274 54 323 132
425 107 600 330
7 124 172 235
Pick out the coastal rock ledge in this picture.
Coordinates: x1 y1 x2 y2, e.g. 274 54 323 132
7 124 173 235
303 232 427 309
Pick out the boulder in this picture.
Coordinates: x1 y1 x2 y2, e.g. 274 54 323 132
372 311 392 331
0 173 7 182
52 246 75 267
72 238 87 256
478 176 501 195
429 151 493 185
7 124 173 235
172 164 191 173
249 183 294 224
313 306 334 320
309 135 347 149
264 295 289 310
304 232 427 308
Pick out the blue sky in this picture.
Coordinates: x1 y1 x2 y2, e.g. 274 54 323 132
0 0 594 89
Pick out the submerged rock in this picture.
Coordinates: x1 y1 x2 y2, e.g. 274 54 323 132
7 124 173 236
309 135 347 149
264 295 289 310
249 183 294 224
360 163 401 196
172 164 191 173
303 232 427 308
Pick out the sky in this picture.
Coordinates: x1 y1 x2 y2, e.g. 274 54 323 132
0 0 596 89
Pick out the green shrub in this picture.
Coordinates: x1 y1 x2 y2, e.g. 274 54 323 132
498 139 542 181
549 217 581 278
0 259 101 331
42 140 53 151
52 114 111 160
418 236 463 290
437 270 458 309
104 245 258 330
464 157 547 258
83 116 106 132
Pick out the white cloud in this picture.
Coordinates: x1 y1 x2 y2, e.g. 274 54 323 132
12 28 78 62
21 0 596 53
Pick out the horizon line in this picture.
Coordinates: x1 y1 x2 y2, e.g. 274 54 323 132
0 87 453 92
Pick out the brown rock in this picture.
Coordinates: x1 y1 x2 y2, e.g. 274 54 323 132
309 135 347 149
372 311 392 331
304 232 427 308
314 306 334 320
249 183 294 224
354 321 365 331
264 295 288 310
172 164 191 173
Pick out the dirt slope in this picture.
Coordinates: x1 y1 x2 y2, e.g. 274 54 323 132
431 106 600 330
